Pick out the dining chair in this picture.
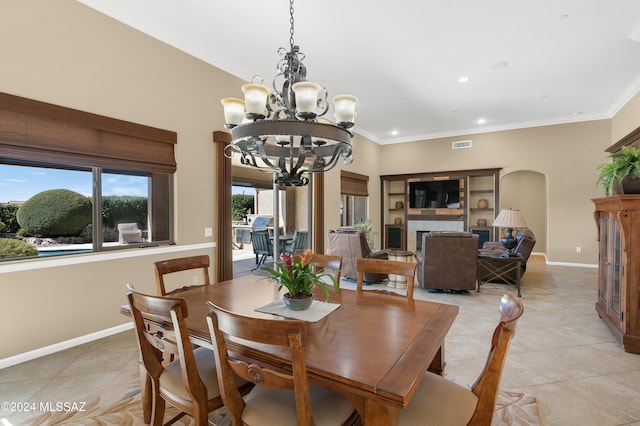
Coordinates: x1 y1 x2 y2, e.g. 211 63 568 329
310 253 343 302
399 292 524 425
206 301 360 426
251 229 274 270
356 257 417 300
127 283 251 426
311 253 342 283
284 230 310 254
154 254 211 296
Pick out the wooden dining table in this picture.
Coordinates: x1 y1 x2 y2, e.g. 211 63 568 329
122 274 458 425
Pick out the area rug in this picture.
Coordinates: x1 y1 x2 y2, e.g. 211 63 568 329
25 371 539 425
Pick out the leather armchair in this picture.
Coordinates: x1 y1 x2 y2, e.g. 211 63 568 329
327 228 388 282
478 229 536 282
415 231 479 291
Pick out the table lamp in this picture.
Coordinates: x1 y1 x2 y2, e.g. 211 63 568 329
492 209 528 257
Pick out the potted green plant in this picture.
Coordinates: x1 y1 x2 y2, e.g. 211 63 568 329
354 219 377 250
597 145 640 196
264 250 339 310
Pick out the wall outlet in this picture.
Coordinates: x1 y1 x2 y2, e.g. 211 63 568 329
204 227 213 237
576 246 582 253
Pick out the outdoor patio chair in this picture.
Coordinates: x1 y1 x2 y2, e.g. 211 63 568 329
251 230 273 270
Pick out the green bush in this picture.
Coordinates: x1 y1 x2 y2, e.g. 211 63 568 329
0 220 4 234
0 238 38 258
0 204 20 233
16 189 92 236
232 194 254 221
80 224 119 242
101 196 148 229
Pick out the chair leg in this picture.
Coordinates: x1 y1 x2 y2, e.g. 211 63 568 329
140 367 152 424
192 404 210 426
151 386 166 426
252 254 267 271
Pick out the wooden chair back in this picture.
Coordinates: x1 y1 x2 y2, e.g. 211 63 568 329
127 283 215 425
288 230 310 253
206 301 315 426
154 254 211 296
468 292 524 425
311 253 342 283
356 257 417 300
310 253 342 302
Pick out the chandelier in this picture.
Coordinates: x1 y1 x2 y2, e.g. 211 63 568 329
221 0 357 186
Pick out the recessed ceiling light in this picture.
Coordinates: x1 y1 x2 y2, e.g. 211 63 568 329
572 112 584 116
391 130 399 136
457 76 469 83
476 118 486 125
490 61 508 70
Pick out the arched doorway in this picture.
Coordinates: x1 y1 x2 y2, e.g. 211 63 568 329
499 170 547 256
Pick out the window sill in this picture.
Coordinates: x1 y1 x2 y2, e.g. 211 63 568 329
0 242 215 274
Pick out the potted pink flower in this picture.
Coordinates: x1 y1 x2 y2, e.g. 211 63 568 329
264 250 339 310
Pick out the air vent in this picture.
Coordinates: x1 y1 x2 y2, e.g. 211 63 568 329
452 140 472 149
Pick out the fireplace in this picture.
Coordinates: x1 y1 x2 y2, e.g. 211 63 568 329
407 220 464 251
416 230 429 251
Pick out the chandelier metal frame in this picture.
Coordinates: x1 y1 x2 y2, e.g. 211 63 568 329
222 0 356 186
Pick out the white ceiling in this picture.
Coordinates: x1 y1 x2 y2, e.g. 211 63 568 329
78 0 640 145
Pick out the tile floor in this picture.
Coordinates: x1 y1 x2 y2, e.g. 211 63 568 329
2 255 640 425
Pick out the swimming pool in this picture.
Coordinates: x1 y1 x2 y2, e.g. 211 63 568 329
37 248 92 257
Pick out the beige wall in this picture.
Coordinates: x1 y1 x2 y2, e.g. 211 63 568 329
612 91 640 142
0 1 638 361
500 171 547 254
325 133 385 249
377 120 611 263
0 1 240 359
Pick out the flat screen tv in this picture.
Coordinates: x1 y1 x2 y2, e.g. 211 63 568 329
409 179 460 209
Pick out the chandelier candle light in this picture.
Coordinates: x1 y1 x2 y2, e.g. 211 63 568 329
221 0 357 187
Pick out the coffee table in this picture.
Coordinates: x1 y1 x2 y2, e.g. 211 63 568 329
477 251 523 297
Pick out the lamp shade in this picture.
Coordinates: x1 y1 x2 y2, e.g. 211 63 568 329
221 97 245 126
493 209 528 229
292 81 321 113
241 83 270 115
332 94 358 124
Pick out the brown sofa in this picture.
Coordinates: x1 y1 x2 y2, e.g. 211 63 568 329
327 229 388 282
415 231 479 292
478 229 536 282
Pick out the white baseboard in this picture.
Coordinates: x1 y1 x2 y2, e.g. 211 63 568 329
0 323 134 370
546 261 598 268
532 252 597 268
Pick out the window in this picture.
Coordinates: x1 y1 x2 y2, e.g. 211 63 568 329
340 194 368 227
0 92 176 261
0 161 172 260
340 170 369 227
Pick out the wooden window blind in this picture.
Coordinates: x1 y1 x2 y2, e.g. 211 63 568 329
0 92 176 173
340 170 369 196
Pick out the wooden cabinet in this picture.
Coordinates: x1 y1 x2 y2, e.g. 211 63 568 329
382 179 407 249
385 224 405 250
468 173 499 241
381 169 500 250
593 195 640 353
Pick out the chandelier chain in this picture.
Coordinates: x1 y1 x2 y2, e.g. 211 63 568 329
289 0 295 51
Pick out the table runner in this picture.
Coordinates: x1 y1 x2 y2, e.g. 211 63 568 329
255 299 341 322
